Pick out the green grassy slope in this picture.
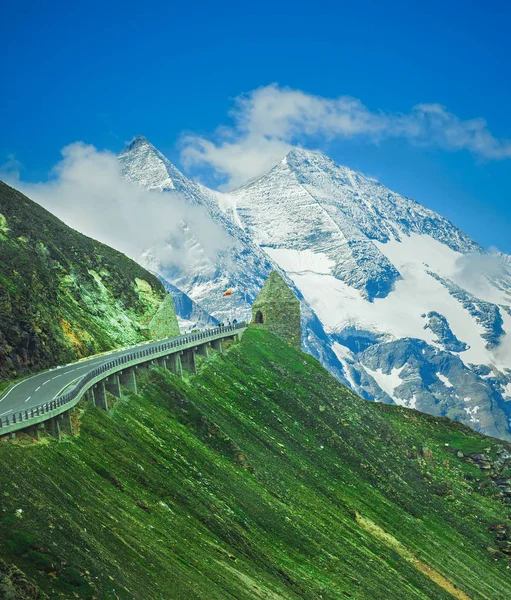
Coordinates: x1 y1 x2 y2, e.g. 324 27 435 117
1 328 510 599
0 181 166 379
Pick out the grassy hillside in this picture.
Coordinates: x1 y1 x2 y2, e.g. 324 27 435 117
0 181 166 379
1 327 510 599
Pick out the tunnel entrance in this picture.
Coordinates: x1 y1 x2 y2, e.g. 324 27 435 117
255 310 264 324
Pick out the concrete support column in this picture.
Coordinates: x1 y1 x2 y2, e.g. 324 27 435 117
46 417 61 441
211 339 223 353
196 343 209 358
157 357 167 369
93 381 108 410
105 374 121 398
181 349 196 374
59 411 73 435
120 368 137 394
167 353 183 377
26 423 44 441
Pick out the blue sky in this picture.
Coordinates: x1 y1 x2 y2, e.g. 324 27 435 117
1 0 510 252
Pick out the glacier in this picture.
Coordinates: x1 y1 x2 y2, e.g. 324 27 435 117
118 136 511 441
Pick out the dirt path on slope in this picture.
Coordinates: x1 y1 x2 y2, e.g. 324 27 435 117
355 513 472 600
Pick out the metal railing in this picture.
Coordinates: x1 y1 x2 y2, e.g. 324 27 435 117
0 323 246 433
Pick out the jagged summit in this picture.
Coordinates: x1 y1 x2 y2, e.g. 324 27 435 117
284 145 326 162
123 134 152 151
119 135 186 192
230 144 480 259
283 146 341 167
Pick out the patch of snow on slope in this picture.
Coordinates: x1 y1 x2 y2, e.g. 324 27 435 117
263 248 336 275
177 317 194 331
437 373 454 388
464 405 480 423
332 342 358 390
375 232 462 278
263 237 495 368
362 365 404 401
504 383 511 399
331 342 353 361
375 234 496 367
273 254 493 364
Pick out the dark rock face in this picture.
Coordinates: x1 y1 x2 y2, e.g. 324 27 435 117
357 337 511 441
489 523 511 556
252 271 301 350
0 182 166 379
466 448 511 503
0 559 46 599
428 273 504 349
423 311 469 352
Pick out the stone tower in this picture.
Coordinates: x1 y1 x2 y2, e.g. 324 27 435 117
252 271 301 350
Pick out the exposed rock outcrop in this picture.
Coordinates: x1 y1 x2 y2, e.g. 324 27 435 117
0 559 46 599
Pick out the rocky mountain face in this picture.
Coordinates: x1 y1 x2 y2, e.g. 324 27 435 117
118 137 511 440
0 558 46 600
0 181 167 379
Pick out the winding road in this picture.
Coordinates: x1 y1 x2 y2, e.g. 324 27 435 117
0 333 207 421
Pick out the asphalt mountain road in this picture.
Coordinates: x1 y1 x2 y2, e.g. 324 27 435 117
0 334 195 421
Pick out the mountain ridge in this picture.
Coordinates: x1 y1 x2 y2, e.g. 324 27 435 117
117 136 511 440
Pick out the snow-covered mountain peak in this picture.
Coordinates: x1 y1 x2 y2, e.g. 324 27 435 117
228 148 482 298
279 147 383 193
244 146 481 252
115 137 511 441
221 147 511 439
123 134 152 152
119 135 192 194
284 146 348 172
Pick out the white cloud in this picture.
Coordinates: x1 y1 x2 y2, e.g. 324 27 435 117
454 251 509 290
181 84 511 189
1 143 229 273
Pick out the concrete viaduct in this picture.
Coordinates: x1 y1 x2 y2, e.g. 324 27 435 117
0 323 245 441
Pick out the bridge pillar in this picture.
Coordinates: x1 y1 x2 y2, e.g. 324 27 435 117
45 417 61 441
120 368 137 394
25 423 44 441
196 343 209 358
105 374 121 398
211 339 223 353
59 411 73 436
181 349 196 374
93 381 108 410
157 357 167 369
167 353 183 377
